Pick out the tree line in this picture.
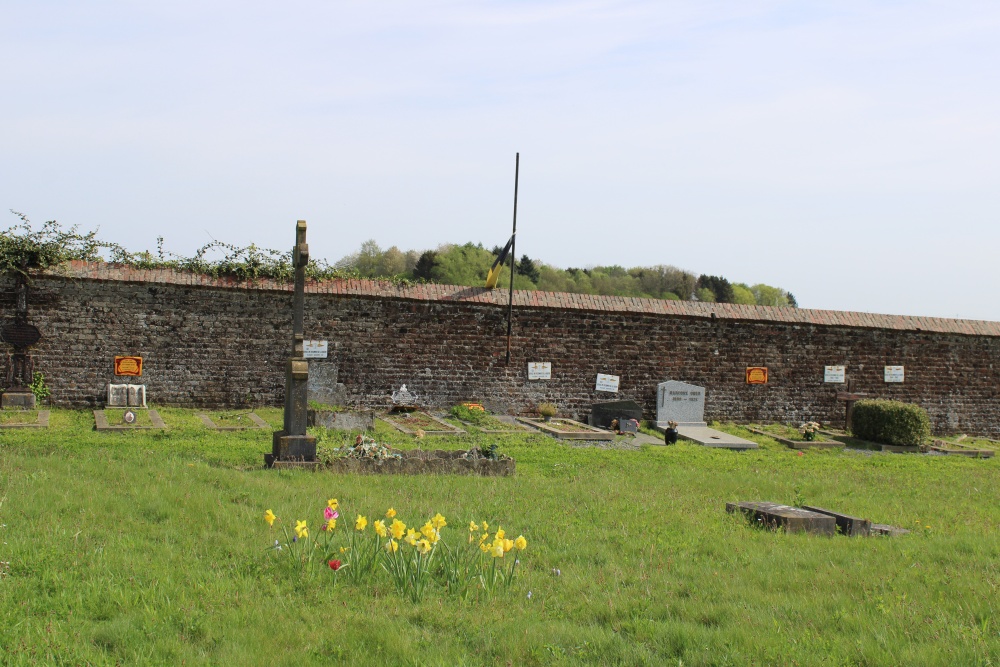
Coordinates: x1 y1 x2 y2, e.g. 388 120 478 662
335 240 797 307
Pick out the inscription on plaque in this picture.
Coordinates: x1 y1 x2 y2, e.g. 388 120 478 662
746 367 768 384
527 362 551 380
884 366 904 383
114 356 143 377
1 323 41 350
824 366 846 383
595 373 620 392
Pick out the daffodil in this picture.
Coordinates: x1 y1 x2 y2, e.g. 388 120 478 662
495 527 505 540
416 539 431 554
480 533 488 543
491 540 505 558
355 515 368 531
327 498 339 510
264 509 276 527
386 508 397 519
420 522 435 540
427 529 440 545
325 518 337 532
390 518 406 540
515 535 527 550
405 528 418 546
431 513 447 529
374 520 388 538
479 542 489 553
482 522 488 532
469 521 479 532
503 538 514 553
385 539 399 553
294 520 308 540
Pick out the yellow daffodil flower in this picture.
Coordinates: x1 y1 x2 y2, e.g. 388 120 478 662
491 541 505 558
385 539 399 553
327 498 339 510
515 535 527 550
503 538 514 553
427 530 440 545
390 518 406 540
355 515 368 531
264 509 276 527
326 518 337 532
480 533 488 543
482 522 488 532
416 539 431 554
339 546 348 554
469 521 479 532
495 527 505 540
386 508 397 519
374 520 388 538
479 542 489 553
295 520 308 540
405 528 418 546
431 513 447 529
420 522 435 540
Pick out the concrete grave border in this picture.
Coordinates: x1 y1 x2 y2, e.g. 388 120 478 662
0 410 49 429
94 409 167 431
199 412 269 431
516 417 609 440
380 412 466 436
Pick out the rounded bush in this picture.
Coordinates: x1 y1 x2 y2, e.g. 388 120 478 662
851 399 931 446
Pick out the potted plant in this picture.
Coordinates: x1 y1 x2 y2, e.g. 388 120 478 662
537 402 558 422
800 421 821 441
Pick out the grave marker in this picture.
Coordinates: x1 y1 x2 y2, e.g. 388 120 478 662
656 380 706 427
726 501 836 535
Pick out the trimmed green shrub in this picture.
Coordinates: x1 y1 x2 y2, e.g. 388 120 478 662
851 399 931 446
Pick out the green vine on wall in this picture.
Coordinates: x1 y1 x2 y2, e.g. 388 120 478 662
1 210 401 284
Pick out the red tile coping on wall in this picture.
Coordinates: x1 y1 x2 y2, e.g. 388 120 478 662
54 261 1000 337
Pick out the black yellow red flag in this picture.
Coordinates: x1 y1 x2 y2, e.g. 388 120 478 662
485 235 514 288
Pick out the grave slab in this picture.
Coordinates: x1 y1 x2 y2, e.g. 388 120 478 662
871 524 912 537
660 424 758 450
727 501 836 535
801 505 872 536
0 410 49 429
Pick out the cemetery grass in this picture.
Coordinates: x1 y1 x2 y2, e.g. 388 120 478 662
0 412 998 665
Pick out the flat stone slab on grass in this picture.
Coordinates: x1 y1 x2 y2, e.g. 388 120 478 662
94 409 167 431
328 448 514 476
199 412 269 431
308 410 375 431
801 505 872 536
674 425 757 450
871 523 912 537
380 412 465 436
928 439 995 458
0 410 49 429
516 417 609 440
727 501 835 535
748 427 842 450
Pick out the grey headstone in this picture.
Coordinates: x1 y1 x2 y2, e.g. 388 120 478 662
590 400 643 429
108 384 128 407
127 384 147 408
656 380 706 427
308 361 347 406
391 384 418 406
726 501 836 536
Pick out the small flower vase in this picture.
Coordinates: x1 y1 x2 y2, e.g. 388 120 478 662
803 430 815 441
543 415 552 422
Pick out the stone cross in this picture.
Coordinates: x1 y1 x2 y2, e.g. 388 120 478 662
268 220 317 465
1 273 42 409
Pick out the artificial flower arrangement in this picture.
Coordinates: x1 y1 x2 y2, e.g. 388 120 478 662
264 500 527 602
800 421 821 441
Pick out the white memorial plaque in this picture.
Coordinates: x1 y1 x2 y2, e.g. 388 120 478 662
884 366 904 383
527 362 551 380
303 340 329 359
595 373 620 392
824 366 846 383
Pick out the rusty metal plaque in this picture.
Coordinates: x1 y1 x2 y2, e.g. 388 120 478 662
1 323 41 350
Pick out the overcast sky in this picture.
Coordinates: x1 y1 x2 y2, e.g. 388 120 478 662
2 1 998 320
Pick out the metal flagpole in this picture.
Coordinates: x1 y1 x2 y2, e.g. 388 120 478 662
505 153 519 364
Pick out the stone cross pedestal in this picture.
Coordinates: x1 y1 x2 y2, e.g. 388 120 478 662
2 275 41 409
268 220 317 465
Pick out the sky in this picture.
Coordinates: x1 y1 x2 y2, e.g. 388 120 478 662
2 1 999 320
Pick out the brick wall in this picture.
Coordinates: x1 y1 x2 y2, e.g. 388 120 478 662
3 262 999 436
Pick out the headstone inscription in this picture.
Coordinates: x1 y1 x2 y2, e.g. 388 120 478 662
656 380 707 427
268 220 317 465
391 384 418 407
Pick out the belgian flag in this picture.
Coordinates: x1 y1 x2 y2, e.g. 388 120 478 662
485 234 514 289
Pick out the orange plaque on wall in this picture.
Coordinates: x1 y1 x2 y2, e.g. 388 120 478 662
746 367 768 384
114 356 143 377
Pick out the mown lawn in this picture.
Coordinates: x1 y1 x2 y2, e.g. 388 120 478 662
0 409 998 666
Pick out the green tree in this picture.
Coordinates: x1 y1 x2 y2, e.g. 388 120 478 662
731 283 757 305
412 251 438 281
515 255 540 283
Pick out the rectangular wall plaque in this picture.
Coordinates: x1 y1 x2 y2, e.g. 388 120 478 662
746 367 768 385
114 356 143 377
527 362 551 380
303 340 328 359
824 366 846 383
884 366 904 383
595 373 620 392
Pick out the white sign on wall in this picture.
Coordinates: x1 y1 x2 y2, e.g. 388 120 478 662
595 373 620 392
527 362 552 380
884 366 905 383
824 365 846 383
303 340 329 359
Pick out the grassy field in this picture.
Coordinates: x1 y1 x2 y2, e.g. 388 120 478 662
1 409 998 665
